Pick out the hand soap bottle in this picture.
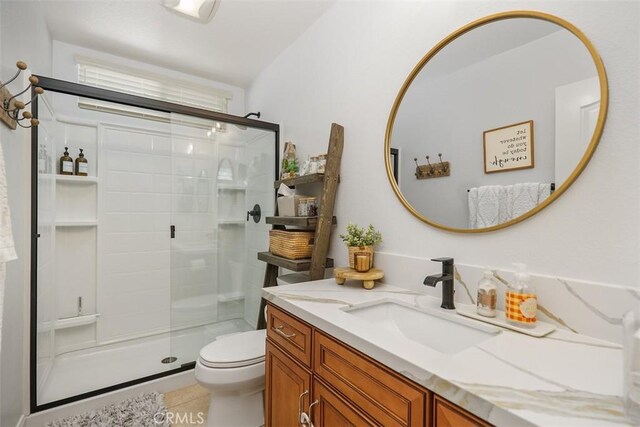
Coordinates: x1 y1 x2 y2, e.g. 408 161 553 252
505 263 537 328
59 147 73 175
476 267 497 317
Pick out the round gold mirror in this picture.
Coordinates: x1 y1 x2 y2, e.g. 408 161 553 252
385 11 608 233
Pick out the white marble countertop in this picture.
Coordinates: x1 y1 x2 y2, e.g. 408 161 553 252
263 279 630 427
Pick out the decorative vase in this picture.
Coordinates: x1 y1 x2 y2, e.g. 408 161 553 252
348 245 374 270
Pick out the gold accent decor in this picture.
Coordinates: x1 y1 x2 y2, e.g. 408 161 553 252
348 245 374 269
384 10 609 233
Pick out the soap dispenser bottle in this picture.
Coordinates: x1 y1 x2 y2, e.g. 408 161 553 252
59 147 73 175
506 263 537 327
477 267 497 317
75 148 88 176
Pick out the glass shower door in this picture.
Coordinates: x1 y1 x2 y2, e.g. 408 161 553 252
168 113 276 366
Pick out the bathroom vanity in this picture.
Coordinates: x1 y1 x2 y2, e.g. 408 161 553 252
265 302 488 427
263 280 629 427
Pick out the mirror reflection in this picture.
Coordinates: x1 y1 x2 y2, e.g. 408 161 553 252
388 15 605 231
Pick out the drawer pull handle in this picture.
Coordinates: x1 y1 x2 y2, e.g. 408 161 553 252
275 325 296 339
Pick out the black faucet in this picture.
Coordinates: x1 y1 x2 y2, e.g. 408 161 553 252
423 257 455 310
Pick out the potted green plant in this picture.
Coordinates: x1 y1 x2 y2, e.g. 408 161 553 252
281 158 299 179
339 223 382 269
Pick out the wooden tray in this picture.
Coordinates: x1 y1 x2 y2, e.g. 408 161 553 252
456 304 556 337
334 267 384 290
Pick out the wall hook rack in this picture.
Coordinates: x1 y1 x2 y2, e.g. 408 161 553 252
1 61 43 130
414 153 451 180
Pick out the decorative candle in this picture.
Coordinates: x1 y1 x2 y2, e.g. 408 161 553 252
354 252 371 272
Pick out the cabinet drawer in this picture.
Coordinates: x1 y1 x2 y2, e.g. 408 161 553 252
313 331 427 427
434 395 491 427
266 304 313 368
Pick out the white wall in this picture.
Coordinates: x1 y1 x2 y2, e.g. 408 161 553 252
247 0 640 287
395 29 597 228
1 1 52 424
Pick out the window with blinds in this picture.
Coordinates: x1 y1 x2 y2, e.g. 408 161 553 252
76 57 232 115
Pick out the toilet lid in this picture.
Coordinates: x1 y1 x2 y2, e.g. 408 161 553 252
199 329 266 368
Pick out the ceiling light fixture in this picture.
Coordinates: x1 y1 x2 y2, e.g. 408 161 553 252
162 0 220 23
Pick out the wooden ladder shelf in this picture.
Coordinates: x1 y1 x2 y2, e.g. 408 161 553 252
257 123 343 328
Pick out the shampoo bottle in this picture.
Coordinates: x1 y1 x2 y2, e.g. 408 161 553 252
59 147 73 175
476 267 497 317
75 148 88 176
505 263 537 328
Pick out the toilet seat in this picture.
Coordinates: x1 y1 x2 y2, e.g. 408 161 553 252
199 329 266 369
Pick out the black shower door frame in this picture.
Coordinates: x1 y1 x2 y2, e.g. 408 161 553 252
29 76 279 412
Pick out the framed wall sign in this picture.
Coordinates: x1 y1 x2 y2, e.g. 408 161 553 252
483 120 534 173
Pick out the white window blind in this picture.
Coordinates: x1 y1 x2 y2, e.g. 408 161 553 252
76 56 232 113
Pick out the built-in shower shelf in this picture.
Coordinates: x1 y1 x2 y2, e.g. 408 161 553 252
218 292 245 302
218 219 246 225
54 313 100 330
56 175 99 184
217 184 246 191
55 220 98 227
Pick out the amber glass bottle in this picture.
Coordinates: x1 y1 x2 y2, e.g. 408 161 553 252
75 148 88 176
59 147 73 175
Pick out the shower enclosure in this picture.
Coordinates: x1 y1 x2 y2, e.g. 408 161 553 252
30 77 278 411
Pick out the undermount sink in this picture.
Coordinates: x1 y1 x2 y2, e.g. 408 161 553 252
343 299 500 354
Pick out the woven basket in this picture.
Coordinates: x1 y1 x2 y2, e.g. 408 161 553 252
348 245 374 269
269 230 315 259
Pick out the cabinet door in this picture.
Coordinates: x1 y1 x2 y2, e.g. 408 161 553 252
311 379 376 427
265 339 312 427
434 395 491 427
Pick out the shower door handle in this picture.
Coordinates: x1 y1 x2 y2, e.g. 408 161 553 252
170 225 175 238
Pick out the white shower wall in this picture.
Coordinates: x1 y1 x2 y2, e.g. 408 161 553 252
47 116 275 354
101 125 174 343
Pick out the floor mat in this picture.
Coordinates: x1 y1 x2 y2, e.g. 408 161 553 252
46 391 168 427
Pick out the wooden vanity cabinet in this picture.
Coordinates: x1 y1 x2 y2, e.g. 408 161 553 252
312 378 377 426
433 395 491 427
314 330 427 427
264 303 491 427
265 341 311 427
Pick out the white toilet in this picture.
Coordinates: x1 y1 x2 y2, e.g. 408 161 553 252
195 329 267 426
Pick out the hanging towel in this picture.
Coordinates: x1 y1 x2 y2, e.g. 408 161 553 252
0 138 17 352
508 183 552 219
468 185 507 228
469 183 552 228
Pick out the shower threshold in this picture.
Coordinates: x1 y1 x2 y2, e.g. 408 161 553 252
38 318 252 405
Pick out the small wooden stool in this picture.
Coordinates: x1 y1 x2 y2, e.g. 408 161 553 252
334 267 384 290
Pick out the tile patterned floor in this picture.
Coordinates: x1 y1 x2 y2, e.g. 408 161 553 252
165 384 211 426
